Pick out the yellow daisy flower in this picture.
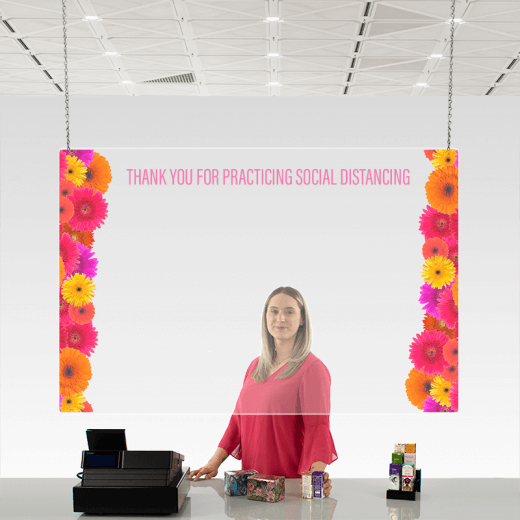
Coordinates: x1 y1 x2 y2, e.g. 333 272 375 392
422 255 456 289
430 375 452 407
65 156 87 187
431 150 457 170
61 392 86 412
61 273 96 307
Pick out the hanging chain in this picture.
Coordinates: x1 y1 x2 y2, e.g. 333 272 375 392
62 0 71 152
447 0 455 150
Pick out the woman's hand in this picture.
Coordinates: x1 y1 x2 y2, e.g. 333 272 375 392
189 459 220 481
323 472 332 497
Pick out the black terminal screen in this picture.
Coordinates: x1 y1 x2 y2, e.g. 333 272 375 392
82 451 121 468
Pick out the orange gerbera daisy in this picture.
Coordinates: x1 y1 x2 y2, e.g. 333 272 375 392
425 165 458 215
61 222 95 249
83 153 112 194
405 368 436 410
59 347 92 395
451 275 458 306
423 313 456 339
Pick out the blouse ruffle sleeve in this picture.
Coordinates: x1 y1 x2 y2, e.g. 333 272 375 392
217 358 257 461
297 358 338 475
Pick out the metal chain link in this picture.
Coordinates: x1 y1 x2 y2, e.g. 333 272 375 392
447 0 455 150
62 0 71 152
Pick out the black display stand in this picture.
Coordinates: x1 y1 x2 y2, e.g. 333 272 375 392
386 468 421 501
73 465 190 515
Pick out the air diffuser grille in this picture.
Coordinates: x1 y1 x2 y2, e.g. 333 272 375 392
142 73 195 84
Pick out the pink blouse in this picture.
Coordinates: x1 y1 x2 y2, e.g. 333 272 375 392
218 352 338 478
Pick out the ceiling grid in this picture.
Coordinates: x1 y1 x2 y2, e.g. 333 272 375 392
0 0 518 96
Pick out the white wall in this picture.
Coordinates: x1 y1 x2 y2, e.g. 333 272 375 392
0 96 518 478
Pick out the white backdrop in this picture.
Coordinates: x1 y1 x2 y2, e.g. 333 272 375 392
90 147 428 413
0 96 518 478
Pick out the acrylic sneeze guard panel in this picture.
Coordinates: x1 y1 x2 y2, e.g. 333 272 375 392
59 148 459 414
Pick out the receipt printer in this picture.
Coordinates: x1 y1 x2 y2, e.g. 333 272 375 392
73 430 190 514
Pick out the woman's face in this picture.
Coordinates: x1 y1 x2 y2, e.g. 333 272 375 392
266 293 304 345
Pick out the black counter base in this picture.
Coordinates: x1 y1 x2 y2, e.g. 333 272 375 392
73 466 190 515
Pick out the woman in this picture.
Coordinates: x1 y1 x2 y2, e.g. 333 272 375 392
190 287 337 497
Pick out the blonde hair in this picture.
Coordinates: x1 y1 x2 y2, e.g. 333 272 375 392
251 286 312 383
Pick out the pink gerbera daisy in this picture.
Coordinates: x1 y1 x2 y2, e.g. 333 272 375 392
409 329 451 375
419 206 451 240
59 323 68 351
59 232 80 273
66 322 98 357
444 235 458 273
70 243 98 279
422 395 451 412
59 291 70 320
68 187 108 232
449 208 458 238
449 380 459 411
59 150 68 181
438 287 458 329
59 196 74 223
419 283 443 319
64 149 95 167
60 179 76 198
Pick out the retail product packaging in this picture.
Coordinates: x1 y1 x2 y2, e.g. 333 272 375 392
246 474 285 503
389 474 400 490
394 443 405 454
402 464 415 477
312 471 325 499
224 469 259 496
389 463 401 477
404 444 416 453
391 453 403 464
301 471 313 499
401 476 414 492
403 453 416 465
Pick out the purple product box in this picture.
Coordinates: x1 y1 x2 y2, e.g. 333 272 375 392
312 471 325 499
389 463 401 477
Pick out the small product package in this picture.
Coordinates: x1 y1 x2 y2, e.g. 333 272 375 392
389 463 401 477
404 443 416 453
246 474 285 503
391 452 403 464
224 469 259 496
394 443 405 454
312 471 325 499
403 453 416 465
401 476 415 492
402 464 415 477
389 474 400 490
301 470 313 499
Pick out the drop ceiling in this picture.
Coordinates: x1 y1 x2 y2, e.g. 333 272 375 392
0 0 518 96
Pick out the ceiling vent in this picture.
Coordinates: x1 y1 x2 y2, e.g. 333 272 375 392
142 73 195 84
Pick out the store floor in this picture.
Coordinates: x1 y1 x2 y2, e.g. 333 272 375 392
0 477 518 519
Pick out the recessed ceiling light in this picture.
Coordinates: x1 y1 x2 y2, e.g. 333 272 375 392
103 52 120 57
445 18 465 24
83 16 102 21
431 54 443 58
266 53 280 57
263 17 283 22
120 81 135 85
415 83 428 87
267 81 282 86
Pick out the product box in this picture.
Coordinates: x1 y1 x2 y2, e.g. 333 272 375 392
404 444 416 453
312 471 325 499
394 443 405 454
301 471 313 499
246 474 285 503
224 469 259 496
389 474 400 490
402 464 415 477
391 453 403 464
401 476 414 492
403 453 416 465
389 463 401 477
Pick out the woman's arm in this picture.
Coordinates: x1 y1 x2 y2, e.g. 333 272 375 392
209 447 229 465
310 461 327 472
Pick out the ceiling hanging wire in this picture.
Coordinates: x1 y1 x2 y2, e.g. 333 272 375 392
62 0 71 152
447 0 455 151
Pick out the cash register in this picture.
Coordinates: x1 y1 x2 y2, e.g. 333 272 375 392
73 429 190 515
